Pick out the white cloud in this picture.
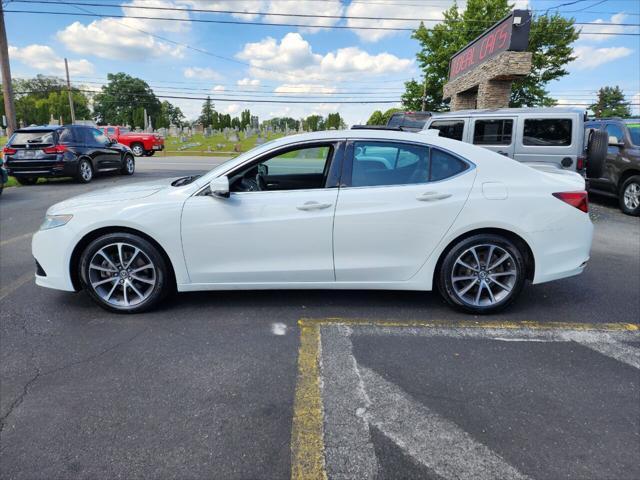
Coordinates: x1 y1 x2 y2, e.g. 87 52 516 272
274 84 337 94
8 45 94 76
184 67 221 80
572 46 633 70
56 0 188 61
236 32 412 82
237 78 261 86
345 0 446 42
224 103 242 114
265 0 343 32
579 13 638 43
213 85 226 91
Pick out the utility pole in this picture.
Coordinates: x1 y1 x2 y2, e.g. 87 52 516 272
0 3 17 136
64 58 75 124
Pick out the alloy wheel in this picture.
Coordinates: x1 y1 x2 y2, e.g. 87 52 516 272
88 242 157 308
80 161 93 181
126 156 135 174
451 244 518 307
623 182 640 210
132 145 144 156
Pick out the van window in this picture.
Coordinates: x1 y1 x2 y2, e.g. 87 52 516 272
523 119 572 146
473 119 513 145
606 124 625 144
429 120 464 141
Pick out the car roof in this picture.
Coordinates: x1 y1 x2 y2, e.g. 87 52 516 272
14 125 64 131
429 107 585 117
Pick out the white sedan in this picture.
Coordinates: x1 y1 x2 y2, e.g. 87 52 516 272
32 129 593 314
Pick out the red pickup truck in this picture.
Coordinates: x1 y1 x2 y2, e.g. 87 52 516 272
102 126 164 157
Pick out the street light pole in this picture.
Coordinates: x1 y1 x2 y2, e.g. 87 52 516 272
0 3 17 135
64 58 76 124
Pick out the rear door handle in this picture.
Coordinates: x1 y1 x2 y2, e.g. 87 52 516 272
296 201 333 211
416 191 452 202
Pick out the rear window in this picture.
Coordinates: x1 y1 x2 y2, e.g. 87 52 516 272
387 113 430 130
429 120 464 141
120 128 130 134
473 119 513 145
9 130 56 147
523 119 572 146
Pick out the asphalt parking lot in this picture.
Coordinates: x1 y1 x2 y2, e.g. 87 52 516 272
1 156 638 479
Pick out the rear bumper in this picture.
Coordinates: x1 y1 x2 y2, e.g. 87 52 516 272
530 213 594 285
6 159 78 178
152 143 164 151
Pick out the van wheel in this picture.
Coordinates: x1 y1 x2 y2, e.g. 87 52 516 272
620 175 640 216
437 234 526 314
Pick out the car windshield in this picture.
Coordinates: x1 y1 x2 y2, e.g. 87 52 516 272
120 128 130 134
9 130 56 147
626 123 640 145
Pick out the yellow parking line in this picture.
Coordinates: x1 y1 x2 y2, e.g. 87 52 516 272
299 318 639 332
0 271 33 301
290 322 327 480
0 232 33 248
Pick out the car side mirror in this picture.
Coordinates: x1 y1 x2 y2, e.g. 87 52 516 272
608 136 623 147
209 176 230 198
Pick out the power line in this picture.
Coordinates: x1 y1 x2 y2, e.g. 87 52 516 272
11 0 640 26
5 9 640 34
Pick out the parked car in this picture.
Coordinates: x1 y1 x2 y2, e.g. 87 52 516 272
3 125 136 185
584 118 640 216
386 111 432 132
32 129 592 314
424 107 608 178
102 126 164 157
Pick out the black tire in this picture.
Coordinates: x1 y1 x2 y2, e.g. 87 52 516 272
78 232 171 313
15 176 38 186
619 175 640 216
586 129 607 179
143 151 155 157
76 158 94 183
131 143 144 157
120 154 135 175
437 234 526 314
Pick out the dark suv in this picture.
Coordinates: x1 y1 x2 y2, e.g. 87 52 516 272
585 119 640 216
2 125 136 185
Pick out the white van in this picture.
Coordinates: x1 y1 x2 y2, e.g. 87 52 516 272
424 107 607 177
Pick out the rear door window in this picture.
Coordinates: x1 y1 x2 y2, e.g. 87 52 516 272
605 124 625 143
351 141 429 187
473 119 513 145
58 128 76 144
523 119 572 146
428 120 465 141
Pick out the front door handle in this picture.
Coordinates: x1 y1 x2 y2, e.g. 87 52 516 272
296 201 333 211
416 191 452 202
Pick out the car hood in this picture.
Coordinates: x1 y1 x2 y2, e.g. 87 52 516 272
48 179 174 212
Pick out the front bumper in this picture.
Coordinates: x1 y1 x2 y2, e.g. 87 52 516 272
32 226 77 291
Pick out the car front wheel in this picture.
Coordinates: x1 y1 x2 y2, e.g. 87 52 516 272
437 234 526 314
619 175 640 216
79 233 171 313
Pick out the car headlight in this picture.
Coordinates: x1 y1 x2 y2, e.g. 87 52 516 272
40 214 73 230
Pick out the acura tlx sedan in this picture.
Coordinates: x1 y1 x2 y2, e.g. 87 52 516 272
31 129 593 314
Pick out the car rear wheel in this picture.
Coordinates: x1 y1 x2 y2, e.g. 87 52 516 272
131 143 144 157
121 155 135 175
79 233 170 313
143 151 155 157
16 176 39 186
76 159 93 183
437 234 526 314
619 175 640 216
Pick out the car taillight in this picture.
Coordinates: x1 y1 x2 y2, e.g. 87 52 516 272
42 145 69 154
576 154 586 171
553 191 589 213
2 146 17 155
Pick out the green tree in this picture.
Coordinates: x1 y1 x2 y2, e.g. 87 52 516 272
94 73 161 128
366 108 404 126
158 101 185 128
302 115 324 132
325 112 346 129
198 96 215 127
402 0 579 110
240 109 252 129
590 86 631 118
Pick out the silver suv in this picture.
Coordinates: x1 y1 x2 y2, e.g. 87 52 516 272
423 107 606 178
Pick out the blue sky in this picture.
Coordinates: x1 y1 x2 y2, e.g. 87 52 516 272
5 0 640 125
